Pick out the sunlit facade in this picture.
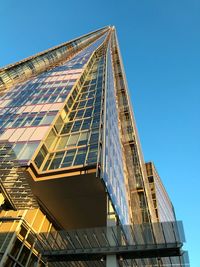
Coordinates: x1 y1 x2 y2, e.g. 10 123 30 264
146 162 176 222
0 26 188 267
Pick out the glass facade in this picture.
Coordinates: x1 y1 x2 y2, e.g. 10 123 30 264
0 32 108 164
0 27 108 92
34 53 104 171
0 26 188 267
146 162 176 222
0 209 53 266
102 42 130 224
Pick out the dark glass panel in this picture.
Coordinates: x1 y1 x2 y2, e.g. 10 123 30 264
34 145 47 169
86 144 98 164
89 132 99 144
73 147 87 166
32 116 43 126
78 132 89 146
76 109 84 119
49 151 65 170
61 122 73 134
68 111 76 121
81 118 91 130
61 149 76 168
54 115 63 133
71 120 82 132
84 108 93 118
43 154 53 171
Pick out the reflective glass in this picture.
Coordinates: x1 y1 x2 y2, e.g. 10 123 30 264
61 149 76 168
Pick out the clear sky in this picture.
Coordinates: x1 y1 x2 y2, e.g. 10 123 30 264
0 0 199 266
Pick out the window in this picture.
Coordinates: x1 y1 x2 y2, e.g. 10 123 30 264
49 151 65 170
45 129 57 150
67 133 79 147
68 111 76 121
67 96 73 108
81 118 91 130
61 149 76 168
72 102 78 110
73 147 87 166
78 132 88 146
10 238 21 258
43 154 53 171
32 116 43 126
86 144 98 164
84 108 92 118
12 117 25 127
35 145 47 168
54 115 63 133
81 87 88 93
21 116 34 127
89 131 99 144
72 88 78 99
92 116 100 128
13 143 25 158
71 120 82 132
78 101 86 109
57 136 69 150
42 114 55 125
61 122 73 134
76 109 84 119
18 243 31 265
86 98 94 107
148 176 154 183
19 142 39 160
88 91 95 98
80 93 88 100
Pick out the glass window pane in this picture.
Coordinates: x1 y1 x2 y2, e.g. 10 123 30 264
92 116 100 128
12 117 24 128
81 118 91 130
61 122 73 134
80 93 87 100
78 101 86 109
78 131 89 146
73 147 87 166
35 145 47 168
42 115 55 125
71 121 82 132
32 116 43 126
43 153 53 171
61 149 76 168
19 142 39 160
89 132 99 144
54 115 63 133
76 110 84 119
86 144 98 164
57 136 69 150
84 108 93 118
67 133 79 147
68 111 76 121
72 102 78 110
45 129 57 150
49 151 65 170
13 143 25 158
86 99 94 107
67 96 73 108
21 116 34 126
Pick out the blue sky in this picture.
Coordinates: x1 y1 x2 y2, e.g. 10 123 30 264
1 0 199 265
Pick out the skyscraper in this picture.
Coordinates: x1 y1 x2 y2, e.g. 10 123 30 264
0 26 188 266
